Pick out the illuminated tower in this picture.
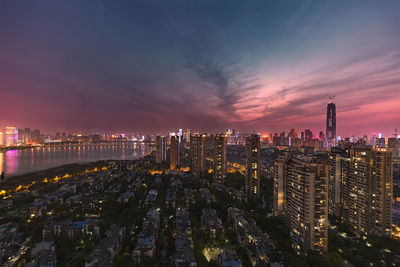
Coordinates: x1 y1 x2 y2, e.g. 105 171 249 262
170 135 179 170
155 136 167 164
326 101 336 141
190 134 206 176
245 134 260 197
213 134 227 183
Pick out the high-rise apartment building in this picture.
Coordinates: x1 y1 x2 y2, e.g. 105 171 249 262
326 102 336 141
213 134 227 183
273 155 287 216
190 134 206 176
274 154 328 253
170 135 179 170
245 134 260 197
341 145 392 236
328 148 344 217
155 136 167 164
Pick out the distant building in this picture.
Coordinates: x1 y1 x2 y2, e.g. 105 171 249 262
185 129 191 143
213 134 227 183
155 136 167 164
388 137 400 158
5 126 17 146
319 131 324 140
24 127 31 143
177 128 183 142
0 130 4 146
32 129 41 142
304 129 313 142
245 134 260 197
170 135 179 170
326 102 336 141
190 134 206 176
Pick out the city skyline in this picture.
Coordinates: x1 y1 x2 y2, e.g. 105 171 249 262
1 0 400 136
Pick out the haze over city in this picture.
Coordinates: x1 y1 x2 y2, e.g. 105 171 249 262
1 0 400 136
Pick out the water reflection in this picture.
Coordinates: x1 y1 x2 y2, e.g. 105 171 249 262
5 150 19 175
0 144 153 177
0 152 3 174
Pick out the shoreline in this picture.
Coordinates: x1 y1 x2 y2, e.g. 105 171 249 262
0 160 113 190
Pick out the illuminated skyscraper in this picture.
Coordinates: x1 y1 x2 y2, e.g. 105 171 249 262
5 127 18 146
245 134 260 197
326 102 336 141
341 145 392 236
156 136 167 164
190 134 206 176
176 128 183 143
170 135 179 170
213 134 227 183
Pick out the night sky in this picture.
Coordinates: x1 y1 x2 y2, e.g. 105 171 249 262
1 0 399 136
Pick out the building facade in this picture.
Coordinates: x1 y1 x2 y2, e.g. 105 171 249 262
276 155 329 254
328 148 344 217
5 127 18 146
341 146 392 236
170 135 179 170
326 102 336 141
213 134 227 183
273 156 287 216
155 136 167 164
245 134 260 197
190 134 206 176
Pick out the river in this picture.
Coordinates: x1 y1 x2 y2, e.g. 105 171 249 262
0 143 153 177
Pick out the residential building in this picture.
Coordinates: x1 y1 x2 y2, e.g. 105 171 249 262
245 134 260 197
156 136 167 164
341 145 393 236
213 134 227 183
170 135 179 170
190 134 206 176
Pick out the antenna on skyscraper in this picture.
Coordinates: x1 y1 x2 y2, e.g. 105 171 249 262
327 94 336 103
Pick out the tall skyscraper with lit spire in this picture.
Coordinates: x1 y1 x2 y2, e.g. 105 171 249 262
326 100 336 141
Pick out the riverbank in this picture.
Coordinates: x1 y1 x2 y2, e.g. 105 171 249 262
0 160 112 190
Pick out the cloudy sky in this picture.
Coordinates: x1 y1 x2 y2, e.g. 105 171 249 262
0 0 399 136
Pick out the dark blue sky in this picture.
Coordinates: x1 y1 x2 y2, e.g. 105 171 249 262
1 0 400 136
